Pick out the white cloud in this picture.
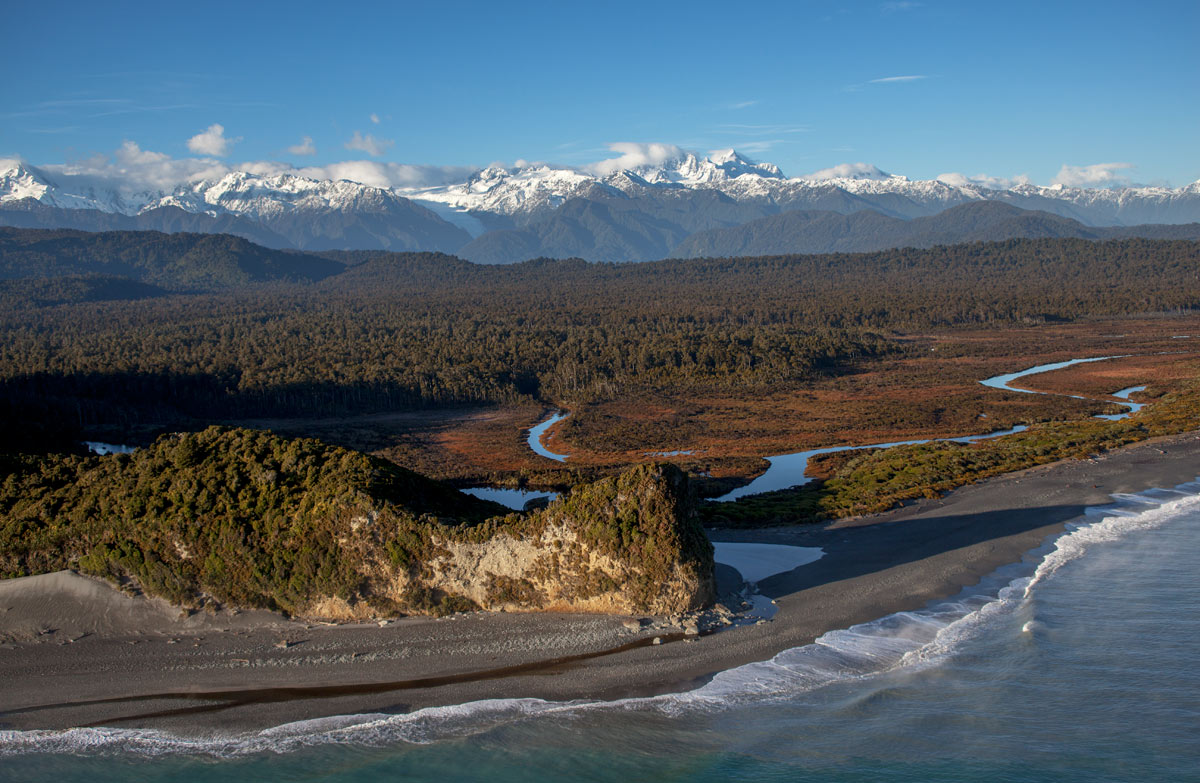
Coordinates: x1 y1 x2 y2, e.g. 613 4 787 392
296 160 475 188
41 141 229 194
728 100 758 110
115 139 170 167
186 123 239 157
868 75 927 84
344 130 394 157
32 141 472 200
936 171 1032 190
1051 162 1134 188
287 136 316 156
370 113 381 124
801 162 892 181
882 1 923 11
584 142 684 175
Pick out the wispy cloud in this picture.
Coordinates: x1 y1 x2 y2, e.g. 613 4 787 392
1051 162 1134 188
287 136 317 156
344 131 394 157
187 124 240 157
90 103 202 118
728 100 759 110
370 113 381 125
35 98 133 109
715 123 810 136
881 1 923 12
868 75 927 84
29 126 85 135
735 140 786 155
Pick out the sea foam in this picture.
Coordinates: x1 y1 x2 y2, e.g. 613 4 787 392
4 480 1198 758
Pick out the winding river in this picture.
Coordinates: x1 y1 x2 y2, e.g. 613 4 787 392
79 358 1149 513
526 412 570 462
501 355 1149 508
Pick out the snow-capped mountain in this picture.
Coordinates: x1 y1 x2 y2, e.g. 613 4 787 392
0 163 471 252
0 159 144 213
3 152 1200 259
397 149 789 233
395 153 1200 232
402 164 604 232
146 170 416 220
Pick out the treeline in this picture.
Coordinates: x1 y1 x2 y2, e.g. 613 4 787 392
0 234 1197 450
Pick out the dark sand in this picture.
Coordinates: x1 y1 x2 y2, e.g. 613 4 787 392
2 432 1197 736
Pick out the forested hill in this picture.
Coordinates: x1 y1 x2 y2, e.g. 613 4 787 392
0 427 713 617
1 232 1197 453
670 201 1200 259
0 227 343 293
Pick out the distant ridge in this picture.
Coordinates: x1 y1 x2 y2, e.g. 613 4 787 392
669 202 1200 258
0 227 343 293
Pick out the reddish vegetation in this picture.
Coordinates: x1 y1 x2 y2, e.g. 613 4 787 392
239 315 1200 489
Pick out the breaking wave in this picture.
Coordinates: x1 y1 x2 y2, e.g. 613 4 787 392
4 479 1198 758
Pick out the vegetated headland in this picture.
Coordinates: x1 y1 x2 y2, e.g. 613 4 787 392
1 228 1198 732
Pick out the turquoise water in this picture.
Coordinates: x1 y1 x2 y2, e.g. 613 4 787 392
5 481 1199 781
527 412 569 462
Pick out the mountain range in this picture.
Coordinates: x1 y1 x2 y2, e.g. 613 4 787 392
4 152 1200 263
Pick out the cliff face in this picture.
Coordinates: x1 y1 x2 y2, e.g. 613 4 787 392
0 428 714 619
408 464 715 615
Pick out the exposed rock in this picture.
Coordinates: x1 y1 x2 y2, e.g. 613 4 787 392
384 464 715 616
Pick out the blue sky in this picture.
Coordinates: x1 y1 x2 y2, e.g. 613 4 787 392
4 0 1197 187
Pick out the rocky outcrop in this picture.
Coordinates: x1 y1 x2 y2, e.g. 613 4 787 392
399 464 715 615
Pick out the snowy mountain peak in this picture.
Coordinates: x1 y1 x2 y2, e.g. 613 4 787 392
617 149 785 187
0 159 141 213
0 160 53 203
709 148 785 178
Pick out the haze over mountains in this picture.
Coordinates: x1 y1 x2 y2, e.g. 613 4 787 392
4 152 1200 263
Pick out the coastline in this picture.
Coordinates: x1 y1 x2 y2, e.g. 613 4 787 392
2 430 1198 738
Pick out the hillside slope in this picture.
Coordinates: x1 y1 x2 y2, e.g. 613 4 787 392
0 427 714 617
670 201 1200 258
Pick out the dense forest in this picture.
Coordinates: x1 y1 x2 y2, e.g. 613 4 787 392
0 427 711 615
0 229 1198 452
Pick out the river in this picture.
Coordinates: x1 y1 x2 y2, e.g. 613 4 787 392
507 356 1146 505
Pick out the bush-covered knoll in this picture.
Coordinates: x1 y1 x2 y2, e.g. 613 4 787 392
0 427 712 617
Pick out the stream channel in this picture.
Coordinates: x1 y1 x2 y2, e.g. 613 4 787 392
473 355 1147 510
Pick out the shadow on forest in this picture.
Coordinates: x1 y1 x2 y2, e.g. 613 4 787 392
0 369 530 454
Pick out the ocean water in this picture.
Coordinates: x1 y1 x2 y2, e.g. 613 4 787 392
4 482 1200 782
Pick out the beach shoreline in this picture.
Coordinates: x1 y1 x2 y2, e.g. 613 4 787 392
2 430 1198 738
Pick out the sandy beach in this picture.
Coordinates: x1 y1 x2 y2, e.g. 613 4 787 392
2 430 1197 736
